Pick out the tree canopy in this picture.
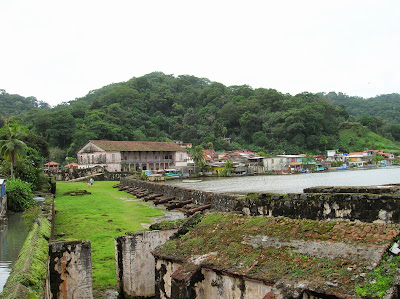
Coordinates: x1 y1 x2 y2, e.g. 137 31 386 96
1 73 400 159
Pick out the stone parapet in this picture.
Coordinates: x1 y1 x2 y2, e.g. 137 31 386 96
242 192 400 223
304 185 400 194
121 178 400 223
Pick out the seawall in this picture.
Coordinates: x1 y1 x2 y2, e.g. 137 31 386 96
121 177 400 223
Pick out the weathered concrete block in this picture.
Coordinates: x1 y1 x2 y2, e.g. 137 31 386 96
115 229 177 298
49 240 93 299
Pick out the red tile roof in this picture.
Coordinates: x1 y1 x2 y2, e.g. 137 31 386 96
65 162 79 168
88 140 186 152
44 161 60 166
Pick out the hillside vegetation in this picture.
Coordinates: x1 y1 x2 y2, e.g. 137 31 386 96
338 122 400 153
1 72 400 160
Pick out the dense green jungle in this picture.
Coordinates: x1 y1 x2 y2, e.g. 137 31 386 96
1 72 400 163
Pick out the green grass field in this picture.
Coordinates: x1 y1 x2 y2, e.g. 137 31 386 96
54 181 164 292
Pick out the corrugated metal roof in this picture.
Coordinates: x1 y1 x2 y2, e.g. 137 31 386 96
88 140 186 152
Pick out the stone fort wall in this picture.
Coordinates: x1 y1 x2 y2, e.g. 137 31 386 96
121 177 400 223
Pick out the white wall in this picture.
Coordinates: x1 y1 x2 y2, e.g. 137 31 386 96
115 229 178 298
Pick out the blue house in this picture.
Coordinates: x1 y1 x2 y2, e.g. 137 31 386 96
0 178 6 217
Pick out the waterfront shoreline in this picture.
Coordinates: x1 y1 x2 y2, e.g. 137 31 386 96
164 166 400 194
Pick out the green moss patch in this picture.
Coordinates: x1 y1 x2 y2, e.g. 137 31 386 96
150 219 186 230
0 217 51 299
356 247 400 298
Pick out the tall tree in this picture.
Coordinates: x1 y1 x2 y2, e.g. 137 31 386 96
0 125 27 179
190 145 206 173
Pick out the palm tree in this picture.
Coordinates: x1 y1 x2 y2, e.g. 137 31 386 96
302 153 316 171
190 145 206 174
222 160 234 176
0 125 27 179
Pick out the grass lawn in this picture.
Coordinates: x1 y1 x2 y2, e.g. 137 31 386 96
54 181 164 292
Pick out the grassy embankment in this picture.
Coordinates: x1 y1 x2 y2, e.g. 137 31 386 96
54 181 164 292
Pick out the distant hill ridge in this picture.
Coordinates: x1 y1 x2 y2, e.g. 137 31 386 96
1 72 400 156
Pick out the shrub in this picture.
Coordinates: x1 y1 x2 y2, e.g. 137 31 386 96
6 178 34 212
140 171 148 180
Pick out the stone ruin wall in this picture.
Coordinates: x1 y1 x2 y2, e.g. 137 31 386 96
115 229 178 298
55 168 132 182
117 178 400 298
121 177 400 223
154 258 325 299
48 240 93 299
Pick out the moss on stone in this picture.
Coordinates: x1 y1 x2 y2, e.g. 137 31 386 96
154 213 400 298
246 193 258 199
0 217 50 299
356 249 400 298
150 218 186 230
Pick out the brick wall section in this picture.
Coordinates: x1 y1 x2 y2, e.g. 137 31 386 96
121 178 400 223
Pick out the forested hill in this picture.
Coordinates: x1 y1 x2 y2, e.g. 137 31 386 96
1 72 400 160
325 92 400 124
0 89 50 119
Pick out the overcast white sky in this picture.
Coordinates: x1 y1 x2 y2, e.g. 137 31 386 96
1 0 399 106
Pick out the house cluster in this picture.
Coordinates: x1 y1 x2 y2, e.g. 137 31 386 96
332 149 397 167
42 139 398 176
202 148 398 175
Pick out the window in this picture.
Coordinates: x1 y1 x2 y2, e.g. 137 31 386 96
92 155 94 163
112 154 115 162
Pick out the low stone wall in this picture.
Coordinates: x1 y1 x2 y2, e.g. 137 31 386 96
120 178 400 223
48 240 93 299
56 169 132 182
0 217 51 299
241 192 400 223
154 258 325 299
304 185 400 194
120 177 242 211
115 229 178 298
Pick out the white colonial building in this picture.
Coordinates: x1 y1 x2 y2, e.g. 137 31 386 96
77 140 188 172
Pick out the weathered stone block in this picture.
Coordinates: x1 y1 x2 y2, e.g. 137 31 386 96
115 229 177 298
49 240 93 299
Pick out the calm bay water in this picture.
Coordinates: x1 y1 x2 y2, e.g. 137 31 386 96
166 167 400 194
0 213 28 292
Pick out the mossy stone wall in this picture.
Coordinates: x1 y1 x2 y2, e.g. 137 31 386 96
121 178 400 223
0 217 51 299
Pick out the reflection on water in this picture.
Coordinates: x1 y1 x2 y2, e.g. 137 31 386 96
0 213 28 292
166 167 400 194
